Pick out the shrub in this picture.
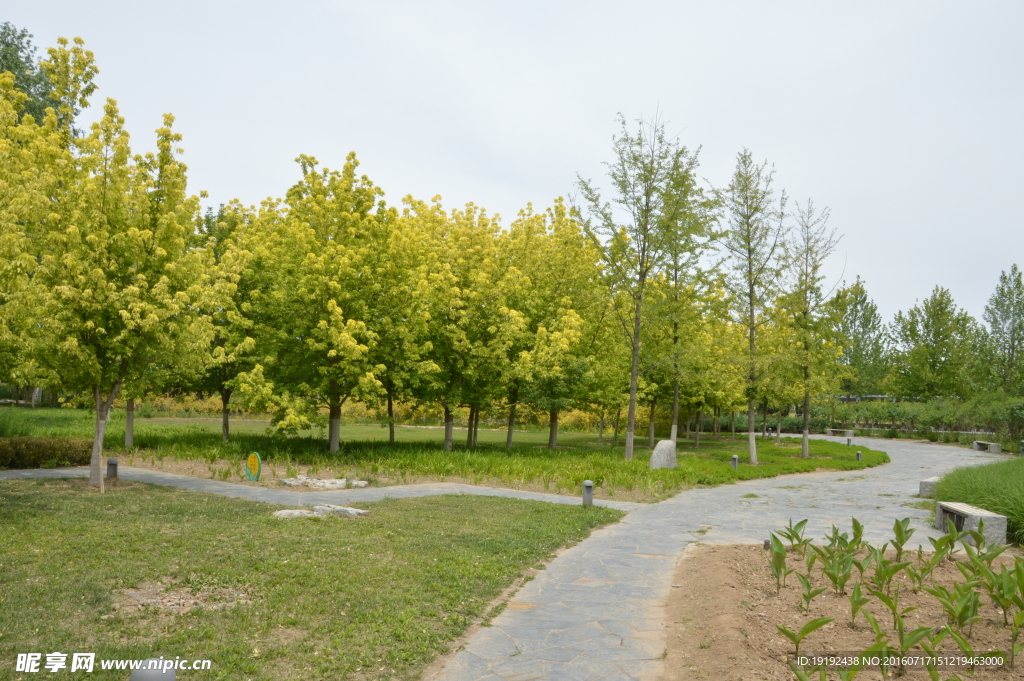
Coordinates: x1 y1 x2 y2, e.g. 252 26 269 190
0 437 93 469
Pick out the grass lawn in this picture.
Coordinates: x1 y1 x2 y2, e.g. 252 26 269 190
0 478 622 680
937 456 1024 543
0 408 890 502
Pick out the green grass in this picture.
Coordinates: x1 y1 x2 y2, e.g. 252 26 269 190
0 479 622 680
0 408 890 500
936 456 1024 543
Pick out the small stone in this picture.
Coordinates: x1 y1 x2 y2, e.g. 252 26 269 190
272 509 318 519
312 504 370 518
919 477 940 498
649 439 677 469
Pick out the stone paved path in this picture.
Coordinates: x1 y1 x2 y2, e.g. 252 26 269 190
427 437 1002 681
0 466 641 512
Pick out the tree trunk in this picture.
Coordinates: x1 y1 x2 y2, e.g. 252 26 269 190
801 378 811 459
695 409 702 448
506 384 518 449
444 406 453 451
747 399 758 464
624 290 645 460
776 409 782 445
731 411 736 441
671 377 680 444
714 408 721 440
598 411 605 444
125 398 135 449
761 402 768 439
387 391 395 444
647 399 657 447
613 409 621 444
472 407 480 446
548 408 559 449
328 397 341 453
220 388 232 443
466 406 476 447
91 381 123 491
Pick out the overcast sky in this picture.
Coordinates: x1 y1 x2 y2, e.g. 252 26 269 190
8 1 1023 323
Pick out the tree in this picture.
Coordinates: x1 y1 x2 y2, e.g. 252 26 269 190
16 68 215 490
831 278 889 397
237 154 392 452
780 199 841 457
888 287 986 400
578 114 705 460
719 149 788 464
0 23 59 126
499 199 602 449
984 264 1024 396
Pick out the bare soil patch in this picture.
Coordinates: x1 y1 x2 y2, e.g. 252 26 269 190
110 579 250 616
665 543 1023 680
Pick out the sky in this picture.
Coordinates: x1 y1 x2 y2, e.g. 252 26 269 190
7 1 1023 323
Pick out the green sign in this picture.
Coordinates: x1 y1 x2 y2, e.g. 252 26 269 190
245 452 262 481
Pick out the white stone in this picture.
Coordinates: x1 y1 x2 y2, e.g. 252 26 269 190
279 476 369 490
649 439 677 469
312 504 370 518
272 509 318 519
919 477 940 498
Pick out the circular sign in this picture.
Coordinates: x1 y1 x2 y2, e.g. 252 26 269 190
245 452 262 481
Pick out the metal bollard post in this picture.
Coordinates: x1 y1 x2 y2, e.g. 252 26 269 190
763 539 770 550
582 480 593 507
107 458 118 480
731 455 738 470
856 451 862 462
847 437 852 446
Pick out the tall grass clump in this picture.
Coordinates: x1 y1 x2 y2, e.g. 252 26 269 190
936 457 1024 543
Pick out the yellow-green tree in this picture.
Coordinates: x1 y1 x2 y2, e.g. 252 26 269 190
13 42 215 489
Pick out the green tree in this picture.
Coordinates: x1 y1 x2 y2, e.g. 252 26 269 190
237 154 392 452
831 278 889 397
16 72 215 490
780 199 842 457
983 264 1024 396
578 114 704 459
0 22 59 126
719 149 788 464
888 287 986 400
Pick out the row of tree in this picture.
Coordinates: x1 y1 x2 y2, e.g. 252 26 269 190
1 27 1021 490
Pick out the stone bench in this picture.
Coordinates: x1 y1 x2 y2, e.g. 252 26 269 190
972 440 1002 453
828 429 855 437
919 477 940 498
934 500 1007 546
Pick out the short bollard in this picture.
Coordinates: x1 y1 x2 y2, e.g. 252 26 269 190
763 539 770 550
107 458 118 480
582 480 593 507
847 437 852 446
131 660 176 680
731 455 738 470
856 450 862 462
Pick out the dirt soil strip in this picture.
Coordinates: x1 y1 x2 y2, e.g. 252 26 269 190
665 543 1022 681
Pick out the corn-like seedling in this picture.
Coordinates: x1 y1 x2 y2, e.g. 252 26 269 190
849 582 870 627
797 572 827 612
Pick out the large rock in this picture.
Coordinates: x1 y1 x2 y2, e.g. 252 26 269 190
272 509 318 519
649 439 677 470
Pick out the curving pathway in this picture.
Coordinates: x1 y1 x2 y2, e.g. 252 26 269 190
0 438 1004 681
426 437 1001 681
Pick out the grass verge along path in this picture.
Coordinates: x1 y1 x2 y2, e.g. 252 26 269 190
0 479 622 680
1 408 890 502
937 456 1024 542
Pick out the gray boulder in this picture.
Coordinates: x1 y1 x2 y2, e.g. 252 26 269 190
649 439 677 470
312 504 370 518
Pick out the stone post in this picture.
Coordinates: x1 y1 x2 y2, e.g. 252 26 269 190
582 480 593 507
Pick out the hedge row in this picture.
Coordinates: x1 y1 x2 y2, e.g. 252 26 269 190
0 437 93 469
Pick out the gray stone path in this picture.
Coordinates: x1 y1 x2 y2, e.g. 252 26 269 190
427 437 1002 681
0 466 641 512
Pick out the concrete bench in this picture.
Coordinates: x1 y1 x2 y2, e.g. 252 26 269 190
972 440 1002 453
934 500 1007 546
828 429 855 437
919 477 940 498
